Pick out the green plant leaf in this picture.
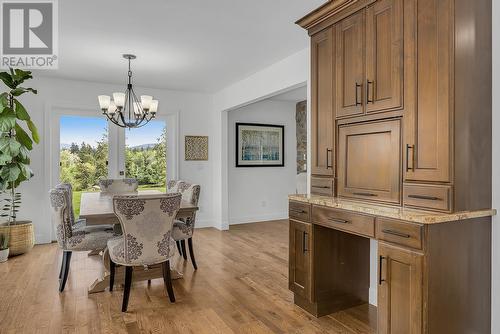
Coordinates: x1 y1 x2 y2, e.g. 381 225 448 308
0 153 11 165
12 69 32 85
17 163 32 179
0 72 15 89
0 111 16 132
1 164 20 182
0 137 21 157
0 93 8 108
11 87 37 96
14 124 32 150
27 120 39 144
14 100 29 121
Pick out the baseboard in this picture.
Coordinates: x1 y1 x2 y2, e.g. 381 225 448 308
229 212 288 225
369 287 377 306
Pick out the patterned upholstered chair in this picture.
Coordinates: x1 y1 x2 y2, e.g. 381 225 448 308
99 178 138 194
49 188 115 292
167 180 201 270
107 193 182 312
55 183 85 229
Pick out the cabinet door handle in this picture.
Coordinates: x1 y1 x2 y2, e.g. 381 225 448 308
290 208 307 214
382 229 411 239
327 217 350 224
406 144 415 172
312 186 330 189
367 80 374 103
355 82 362 106
353 192 378 197
303 232 309 253
326 148 333 169
407 194 441 201
379 256 386 285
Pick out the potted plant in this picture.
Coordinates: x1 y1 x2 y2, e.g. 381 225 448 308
0 68 39 259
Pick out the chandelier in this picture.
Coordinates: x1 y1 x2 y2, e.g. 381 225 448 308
97 54 158 128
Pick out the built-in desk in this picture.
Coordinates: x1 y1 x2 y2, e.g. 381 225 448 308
288 195 496 333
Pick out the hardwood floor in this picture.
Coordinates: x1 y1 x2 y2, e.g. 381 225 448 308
0 220 376 333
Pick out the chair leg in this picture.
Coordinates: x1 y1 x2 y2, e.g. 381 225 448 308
109 259 116 292
180 240 187 260
188 237 198 270
122 266 133 312
162 261 175 303
176 240 182 256
59 251 72 292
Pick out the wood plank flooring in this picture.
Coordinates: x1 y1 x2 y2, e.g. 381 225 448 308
0 220 376 333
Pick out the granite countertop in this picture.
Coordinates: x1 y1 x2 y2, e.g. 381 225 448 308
289 194 497 224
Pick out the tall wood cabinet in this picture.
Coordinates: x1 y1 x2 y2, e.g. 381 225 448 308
294 0 492 331
301 0 491 213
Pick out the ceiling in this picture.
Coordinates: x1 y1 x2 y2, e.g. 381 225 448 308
36 0 326 93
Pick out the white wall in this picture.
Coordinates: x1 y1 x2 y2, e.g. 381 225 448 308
227 100 297 225
16 76 215 244
212 48 310 230
492 0 499 330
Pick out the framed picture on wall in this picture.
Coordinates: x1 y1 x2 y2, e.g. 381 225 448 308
236 123 284 167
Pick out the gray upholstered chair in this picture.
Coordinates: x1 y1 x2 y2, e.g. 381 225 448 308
55 183 85 229
107 193 182 312
99 178 138 194
167 180 200 270
49 188 115 292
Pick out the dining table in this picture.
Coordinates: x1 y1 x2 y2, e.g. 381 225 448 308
79 190 199 294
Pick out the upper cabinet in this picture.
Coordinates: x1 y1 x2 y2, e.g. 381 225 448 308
335 10 365 118
336 0 403 119
311 28 335 177
403 0 451 183
365 0 403 113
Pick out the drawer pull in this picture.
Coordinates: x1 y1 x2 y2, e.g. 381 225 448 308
353 192 378 197
326 148 333 169
312 186 331 189
408 194 441 201
290 208 307 214
382 229 411 239
327 217 350 224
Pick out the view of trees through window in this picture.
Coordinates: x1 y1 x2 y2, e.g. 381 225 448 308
59 116 167 216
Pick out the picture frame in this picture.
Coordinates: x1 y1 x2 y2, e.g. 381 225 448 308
235 122 284 167
185 135 209 161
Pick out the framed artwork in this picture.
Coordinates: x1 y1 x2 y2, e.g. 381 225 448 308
236 123 284 167
185 136 209 161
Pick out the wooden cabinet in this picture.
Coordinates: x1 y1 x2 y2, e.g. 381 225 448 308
403 0 451 183
337 119 401 204
378 243 423 334
311 28 335 176
335 10 365 118
365 0 403 113
289 219 313 302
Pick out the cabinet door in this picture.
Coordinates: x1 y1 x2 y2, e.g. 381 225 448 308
336 10 365 118
311 28 335 176
337 119 401 204
289 219 313 302
378 243 423 334
403 0 451 182
366 0 403 113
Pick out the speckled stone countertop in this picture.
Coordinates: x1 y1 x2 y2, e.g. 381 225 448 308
289 194 496 224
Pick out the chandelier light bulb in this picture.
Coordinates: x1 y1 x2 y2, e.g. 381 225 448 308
149 100 158 114
140 95 153 110
107 101 117 115
113 92 126 108
98 95 110 111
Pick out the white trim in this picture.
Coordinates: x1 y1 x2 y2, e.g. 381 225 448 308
229 212 288 225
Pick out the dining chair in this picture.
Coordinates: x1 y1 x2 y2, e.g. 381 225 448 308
107 193 182 312
167 180 201 270
99 178 138 194
49 188 115 292
55 183 84 228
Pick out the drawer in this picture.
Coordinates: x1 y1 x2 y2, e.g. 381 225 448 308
376 218 423 250
403 184 452 212
311 205 375 238
311 177 334 196
289 201 311 222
